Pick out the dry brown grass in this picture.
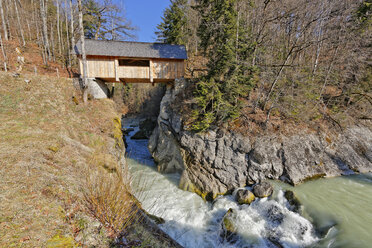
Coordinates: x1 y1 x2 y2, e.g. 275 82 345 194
82 161 140 236
2 39 75 78
0 71 134 247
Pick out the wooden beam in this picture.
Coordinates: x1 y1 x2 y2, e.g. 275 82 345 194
149 59 154 83
114 59 119 82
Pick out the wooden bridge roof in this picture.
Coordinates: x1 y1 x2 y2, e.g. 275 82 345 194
74 39 188 60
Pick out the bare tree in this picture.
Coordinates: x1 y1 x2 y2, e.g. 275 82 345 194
0 31 7 71
4 0 11 39
0 0 8 41
64 0 71 67
69 0 75 51
13 0 25 46
77 0 88 103
56 0 61 53
40 0 51 62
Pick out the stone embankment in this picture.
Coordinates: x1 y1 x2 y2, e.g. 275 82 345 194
149 79 372 200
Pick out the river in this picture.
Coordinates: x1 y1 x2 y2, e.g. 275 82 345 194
124 119 372 248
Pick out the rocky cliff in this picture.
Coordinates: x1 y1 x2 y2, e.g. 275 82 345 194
149 79 372 200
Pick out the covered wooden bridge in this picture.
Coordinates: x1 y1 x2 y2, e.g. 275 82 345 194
74 40 187 84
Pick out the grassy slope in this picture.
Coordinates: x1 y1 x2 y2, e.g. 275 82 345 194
0 72 182 248
0 71 124 247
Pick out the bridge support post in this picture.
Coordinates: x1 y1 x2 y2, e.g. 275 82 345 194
85 78 109 99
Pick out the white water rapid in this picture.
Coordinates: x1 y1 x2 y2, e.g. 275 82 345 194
124 119 320 248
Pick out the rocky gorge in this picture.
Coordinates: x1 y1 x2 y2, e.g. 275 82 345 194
149 79 372 200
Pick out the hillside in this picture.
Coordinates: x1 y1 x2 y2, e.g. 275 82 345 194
0 72 178 247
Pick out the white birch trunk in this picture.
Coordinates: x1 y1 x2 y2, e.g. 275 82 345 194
64 0 71 67
0 32 7 71
56 0 61 54
77 0 88 103
69 0 75 50
40 0 51 61
0 0 8 41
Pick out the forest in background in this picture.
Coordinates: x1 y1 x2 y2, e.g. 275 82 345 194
0 0 371 132
157 0 371 133
0 0 134 71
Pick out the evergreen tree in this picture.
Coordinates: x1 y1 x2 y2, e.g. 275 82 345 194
191 0 257 131
156 0 189 45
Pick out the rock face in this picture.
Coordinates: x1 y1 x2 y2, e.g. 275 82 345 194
149 79 372 200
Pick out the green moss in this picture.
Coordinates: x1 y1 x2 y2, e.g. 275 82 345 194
179 180 224 201
46 234 77 248
113 117 123 149
237 191 255 205
223 215 235 233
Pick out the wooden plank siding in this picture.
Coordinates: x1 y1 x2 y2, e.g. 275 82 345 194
117 66 149 79
80 58 116 78
153 61 184 79
79 56 185 83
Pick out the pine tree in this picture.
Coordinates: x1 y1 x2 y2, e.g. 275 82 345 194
156 0 189 45
191 0 257 131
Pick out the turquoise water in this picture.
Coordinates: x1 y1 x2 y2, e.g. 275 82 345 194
272 174 372 248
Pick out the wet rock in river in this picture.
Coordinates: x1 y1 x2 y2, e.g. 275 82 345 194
131 130 148 140
122 128 134 136
236 189 255 205
253 182 274 198
139 118 157 136
221 208 238 242
284 190 302 213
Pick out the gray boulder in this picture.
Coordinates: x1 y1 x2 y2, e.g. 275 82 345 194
284 190 302 213
253 182 274 198
236 189 255 205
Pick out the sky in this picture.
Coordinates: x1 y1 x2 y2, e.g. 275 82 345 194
116 0 171 42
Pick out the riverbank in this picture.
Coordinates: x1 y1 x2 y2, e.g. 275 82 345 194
0 72 179 247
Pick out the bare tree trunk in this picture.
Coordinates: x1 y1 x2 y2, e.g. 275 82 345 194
60 13 65 53
26 17 32 41
0 0 8 41
0 32 7 71
50 21 55 61
5 0 11 39
65 0 71 67
262 48 293 110
31 0 38 42
56 0 61 54
78 0 88 103
69 0 75 51
40 0 51 62
13 0 25 46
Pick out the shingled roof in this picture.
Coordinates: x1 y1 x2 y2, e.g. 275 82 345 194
74 39 187 60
